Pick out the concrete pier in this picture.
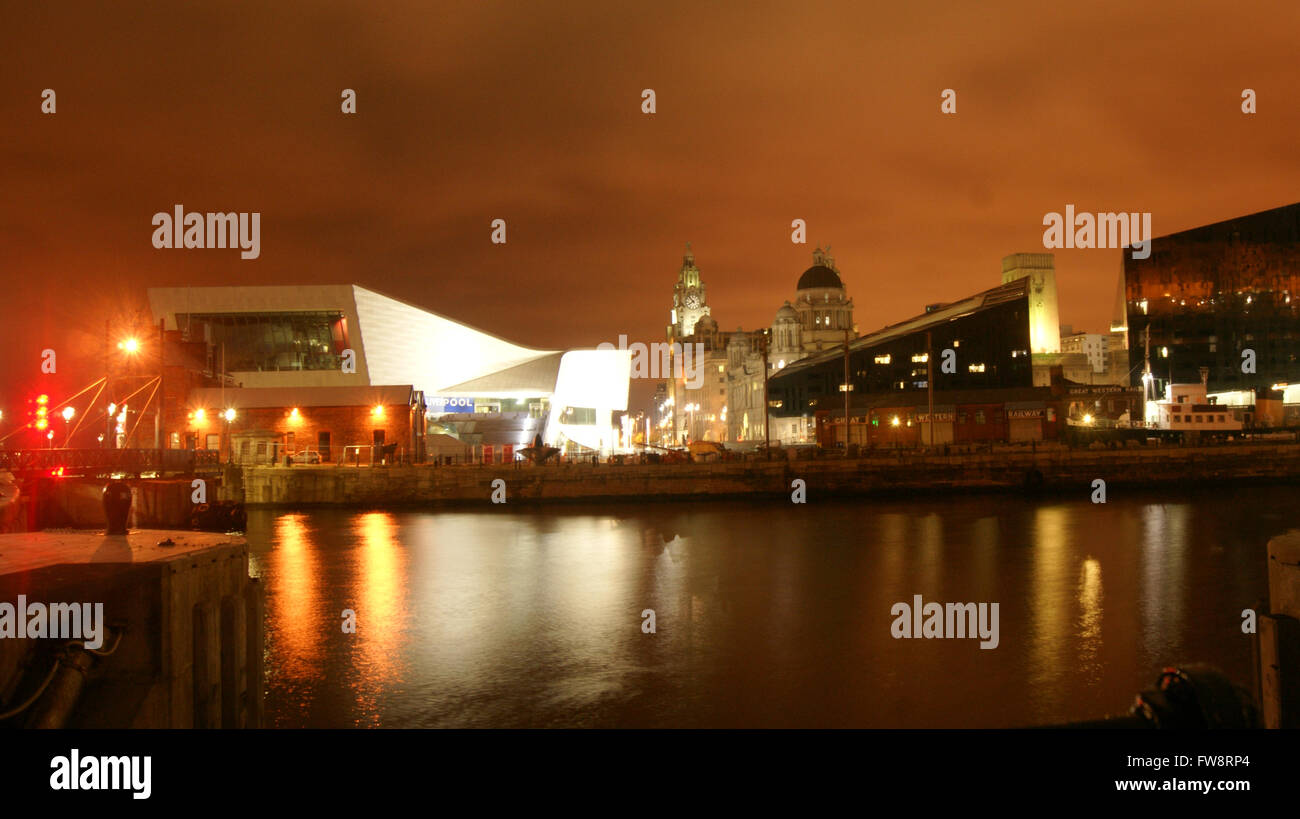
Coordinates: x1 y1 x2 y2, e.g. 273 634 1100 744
0 529 261 728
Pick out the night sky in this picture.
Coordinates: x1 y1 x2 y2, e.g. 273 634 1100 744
3 1 1298 415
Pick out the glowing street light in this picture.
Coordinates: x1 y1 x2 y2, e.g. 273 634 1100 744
223 408 236 422
61 406 75 422
117 337 140 354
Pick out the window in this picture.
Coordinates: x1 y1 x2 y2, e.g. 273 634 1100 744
318 431 331 461
560 406 597 425
373 430 385 447
177 310 349 372
205 433 220 450
975 410 986 424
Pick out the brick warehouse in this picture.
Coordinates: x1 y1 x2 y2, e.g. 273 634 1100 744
182 385 423 464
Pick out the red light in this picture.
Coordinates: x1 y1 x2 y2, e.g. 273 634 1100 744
48 467 65 477
36 394 48 405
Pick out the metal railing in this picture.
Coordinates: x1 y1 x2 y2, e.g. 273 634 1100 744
0 448 222 476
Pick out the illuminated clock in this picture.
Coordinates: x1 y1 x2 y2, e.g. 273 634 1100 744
684 293 700 309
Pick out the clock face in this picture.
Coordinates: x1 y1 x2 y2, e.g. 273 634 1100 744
685 294 700 309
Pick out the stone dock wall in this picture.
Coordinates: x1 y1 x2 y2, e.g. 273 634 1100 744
239 442 1300 507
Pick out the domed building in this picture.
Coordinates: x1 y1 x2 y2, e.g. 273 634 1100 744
660 244 857 446
794 247 855 351
723 247 857 443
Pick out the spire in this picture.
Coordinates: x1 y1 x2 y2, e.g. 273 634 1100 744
812 245 824 266
683 241 694 265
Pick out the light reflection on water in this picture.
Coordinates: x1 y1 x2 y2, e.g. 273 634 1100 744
246 487 1289 728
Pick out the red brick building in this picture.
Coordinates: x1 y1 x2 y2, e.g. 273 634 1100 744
182 385 424 464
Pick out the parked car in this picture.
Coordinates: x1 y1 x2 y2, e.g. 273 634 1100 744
296 450 322 464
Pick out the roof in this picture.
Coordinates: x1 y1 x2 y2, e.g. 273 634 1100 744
438 352 564 396
778 277 1030 376
188 384 414 409
797 264 843 290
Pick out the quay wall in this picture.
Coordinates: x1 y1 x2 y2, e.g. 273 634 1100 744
239 443 1300 507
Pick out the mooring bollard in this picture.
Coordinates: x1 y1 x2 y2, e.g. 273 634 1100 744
103 478 132 535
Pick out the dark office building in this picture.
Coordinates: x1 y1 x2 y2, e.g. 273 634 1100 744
769 277 1060 446
1125 202 1300 393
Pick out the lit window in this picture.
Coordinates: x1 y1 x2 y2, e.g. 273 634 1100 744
969 363 985 373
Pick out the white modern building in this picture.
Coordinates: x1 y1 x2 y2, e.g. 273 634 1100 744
147 284 630 454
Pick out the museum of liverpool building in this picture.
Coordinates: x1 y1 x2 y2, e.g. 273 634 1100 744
147 285 630 464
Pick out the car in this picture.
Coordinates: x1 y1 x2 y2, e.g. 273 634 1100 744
296 450 322 464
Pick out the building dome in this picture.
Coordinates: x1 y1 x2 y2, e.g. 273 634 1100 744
774 302 798 323
797 264 843 290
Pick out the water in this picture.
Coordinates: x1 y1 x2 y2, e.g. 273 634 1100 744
245 486 1292 727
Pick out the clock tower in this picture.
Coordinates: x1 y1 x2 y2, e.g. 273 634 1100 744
668 242 711 340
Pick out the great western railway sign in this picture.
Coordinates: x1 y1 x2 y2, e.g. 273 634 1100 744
0 448 221 478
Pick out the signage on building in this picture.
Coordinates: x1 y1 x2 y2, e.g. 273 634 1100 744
430 396 475 412
1008 409 1044 419
915 413 955 422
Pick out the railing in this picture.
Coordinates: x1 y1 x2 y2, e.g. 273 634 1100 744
0 448 222 476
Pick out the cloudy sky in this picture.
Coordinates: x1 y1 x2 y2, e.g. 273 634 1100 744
3 0 1298 412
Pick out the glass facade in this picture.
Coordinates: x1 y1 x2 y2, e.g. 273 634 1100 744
770 283 1034 417
179 311 350 372
1125 203 1300 392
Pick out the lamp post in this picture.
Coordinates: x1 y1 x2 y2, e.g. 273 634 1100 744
110 335 140 450
761 329 770 458
61 406 75 448
223 408 236 464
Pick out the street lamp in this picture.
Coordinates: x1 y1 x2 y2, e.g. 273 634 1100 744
61 406 75 447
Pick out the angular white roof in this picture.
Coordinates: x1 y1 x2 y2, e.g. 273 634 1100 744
148 284 560 394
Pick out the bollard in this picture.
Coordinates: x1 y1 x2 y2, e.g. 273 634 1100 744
102 478 132 535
